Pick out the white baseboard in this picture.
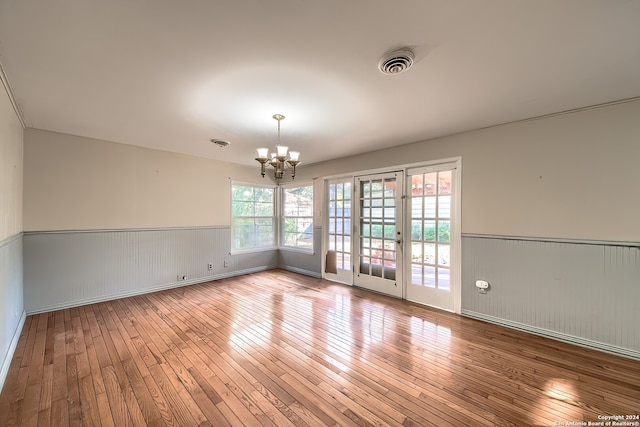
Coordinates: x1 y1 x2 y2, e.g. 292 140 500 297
462 310 640 361
25 266 275 315
280 265 322 278
0 310 26 394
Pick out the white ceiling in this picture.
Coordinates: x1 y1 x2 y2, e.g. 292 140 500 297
1 0 639 166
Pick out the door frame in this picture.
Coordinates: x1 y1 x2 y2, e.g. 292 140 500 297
321 158 461 314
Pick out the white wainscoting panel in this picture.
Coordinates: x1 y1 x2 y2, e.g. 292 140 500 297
23 227 278 314
462 235 639 359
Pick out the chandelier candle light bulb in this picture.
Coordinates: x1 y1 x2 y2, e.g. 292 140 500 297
255 114 301 181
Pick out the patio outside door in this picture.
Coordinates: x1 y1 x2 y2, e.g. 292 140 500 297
353 172 403 298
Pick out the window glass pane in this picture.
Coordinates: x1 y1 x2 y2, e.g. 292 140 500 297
344 182 351 200
371 224 382 238
255 201 273 216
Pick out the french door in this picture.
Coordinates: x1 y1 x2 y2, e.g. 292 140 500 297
325 178 353 284
353 172 403 298
405 162 459 312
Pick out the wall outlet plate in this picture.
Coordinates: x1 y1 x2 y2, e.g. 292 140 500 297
475 280 489 289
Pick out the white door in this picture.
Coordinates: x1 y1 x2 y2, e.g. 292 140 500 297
325 178 353 285
405 162 460 312
354 172 403 298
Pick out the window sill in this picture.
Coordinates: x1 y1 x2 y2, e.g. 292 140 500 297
230 247 277 255
279 246 315 255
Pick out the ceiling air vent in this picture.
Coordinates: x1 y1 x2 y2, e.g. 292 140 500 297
211 139 230 147
378 48 415 75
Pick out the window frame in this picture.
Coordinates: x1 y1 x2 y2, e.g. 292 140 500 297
230 181 277 254
280 181 315 254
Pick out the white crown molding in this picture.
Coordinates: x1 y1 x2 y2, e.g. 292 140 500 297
0 59 26 129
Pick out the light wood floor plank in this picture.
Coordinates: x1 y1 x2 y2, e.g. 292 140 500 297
1 269 638 426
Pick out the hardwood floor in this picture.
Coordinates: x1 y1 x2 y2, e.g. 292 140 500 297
1 270 638 426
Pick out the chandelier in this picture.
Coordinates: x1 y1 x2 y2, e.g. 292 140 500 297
255 114 301 181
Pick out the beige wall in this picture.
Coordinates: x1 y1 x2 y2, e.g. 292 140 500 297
22 99 640 241
0 83 23 241
298 99 640 242
24 129 261 231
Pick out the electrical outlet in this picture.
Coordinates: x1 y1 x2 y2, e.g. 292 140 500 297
224 260 229 268
177 275 187 281
207 263 213 271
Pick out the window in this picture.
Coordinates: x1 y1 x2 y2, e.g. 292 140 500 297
231 182 276 251
281 183 314 251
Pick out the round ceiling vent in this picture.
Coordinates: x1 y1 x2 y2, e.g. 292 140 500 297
211 139 230 147
378 48 415 75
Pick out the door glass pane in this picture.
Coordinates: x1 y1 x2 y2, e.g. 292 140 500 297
424 173 437 195
438 268 450 290
411 264 422 285
424 266 436 288
411 175 423 196
424 197 436 218
424 220 436 241
438 220 450 243
438 244 450 267
424 243 436 265
438 195 451 218
439 171 451 195
411 220 422 240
